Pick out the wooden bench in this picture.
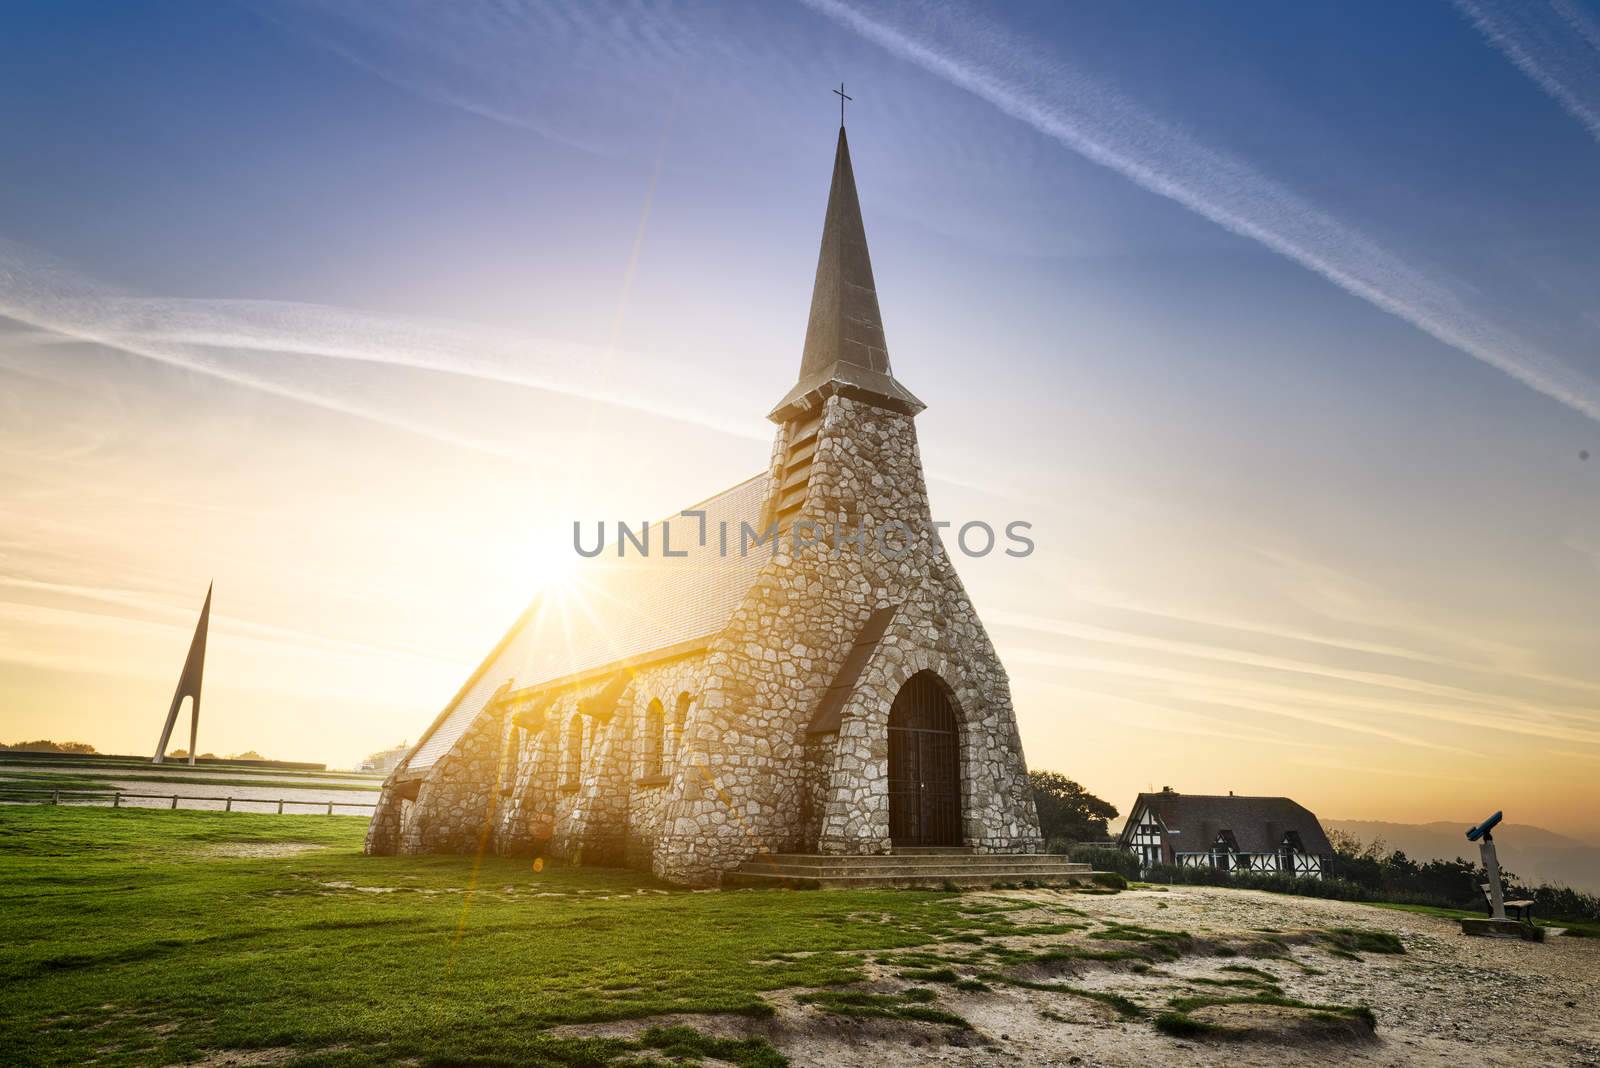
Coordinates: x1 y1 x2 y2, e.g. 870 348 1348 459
1479 882 1535 924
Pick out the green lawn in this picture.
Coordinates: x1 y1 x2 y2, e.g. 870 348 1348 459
0 808 1027 1067
1358 898 1600 937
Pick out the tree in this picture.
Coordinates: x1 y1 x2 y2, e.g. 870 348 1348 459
1028 771 1118 845
1325 831 1517 909
2 740 96 754
1325 830 1385 890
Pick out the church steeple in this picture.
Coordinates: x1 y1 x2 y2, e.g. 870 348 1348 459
768 126 925 423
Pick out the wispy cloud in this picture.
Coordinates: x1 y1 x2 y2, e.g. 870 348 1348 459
254 0 717 158
1455 0 1600 144
0 239 1033 502
802 0 1600 424
1075 582 1600 703
1000 605 1600 749
0 574 463 669
1029 679 1336 752
1010 643 1484 754
0 239 770 459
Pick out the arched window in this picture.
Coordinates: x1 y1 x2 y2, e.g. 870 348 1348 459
563 716 584 785
669 693 692 768
642 699 665 778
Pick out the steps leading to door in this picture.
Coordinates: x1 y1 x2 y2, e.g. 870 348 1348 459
722 851 1100 890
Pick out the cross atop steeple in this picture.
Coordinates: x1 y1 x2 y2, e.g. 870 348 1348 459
833 82 852 127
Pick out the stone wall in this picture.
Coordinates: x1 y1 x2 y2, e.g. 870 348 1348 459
368 391 1042 885
494 705 558 856
816 603 1040 855
652 393 1042 884
477 656 711 871
369 656 711 866
363 788 403 855
393 696 511 855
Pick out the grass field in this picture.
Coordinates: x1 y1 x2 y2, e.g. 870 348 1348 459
1359 898 1600 937
4 807 1460 1067
0 808 1048 1067
5 806 1590 1066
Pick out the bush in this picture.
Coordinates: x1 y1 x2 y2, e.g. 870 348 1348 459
1140 864 1375 903
1 740 97 754
1532 885 1600 925
1068 846 1141 880
1144 863 1232 888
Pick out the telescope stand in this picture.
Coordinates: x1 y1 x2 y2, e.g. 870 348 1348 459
1460 831 1543 941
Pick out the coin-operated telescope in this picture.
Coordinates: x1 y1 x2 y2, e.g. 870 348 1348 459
1466 810 1502 844
1458 810 1543 941
1467 811 1506 918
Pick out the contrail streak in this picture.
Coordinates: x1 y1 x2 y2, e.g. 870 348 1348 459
802 0 1600 424
1455 0 1600 144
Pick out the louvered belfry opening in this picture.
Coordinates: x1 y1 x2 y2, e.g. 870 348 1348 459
887 671 962 846
773 408 824 529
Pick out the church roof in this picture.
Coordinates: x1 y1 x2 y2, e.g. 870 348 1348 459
769 126 924 422
1118 791 1334 856
403 473 772 771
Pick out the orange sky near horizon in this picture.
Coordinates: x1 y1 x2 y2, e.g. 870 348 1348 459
4 323 1598 844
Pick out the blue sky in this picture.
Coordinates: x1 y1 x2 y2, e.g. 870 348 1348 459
3 1 1599 835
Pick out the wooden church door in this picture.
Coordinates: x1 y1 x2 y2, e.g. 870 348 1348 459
887 672 961 846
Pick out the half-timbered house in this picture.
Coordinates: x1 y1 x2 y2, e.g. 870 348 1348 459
1117 788 1333 877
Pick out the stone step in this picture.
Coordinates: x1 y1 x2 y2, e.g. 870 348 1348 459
734 864 1092 880
723 868 1103 891
746 853 1090 872
892 846 975 855
738 863 1093 880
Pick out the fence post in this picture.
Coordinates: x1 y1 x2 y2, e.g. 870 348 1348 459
171 795 178 810
225 798 232 812
277 799 284 815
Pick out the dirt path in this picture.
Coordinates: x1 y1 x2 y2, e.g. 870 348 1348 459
559 886 1600 1067
981 886 1600 1068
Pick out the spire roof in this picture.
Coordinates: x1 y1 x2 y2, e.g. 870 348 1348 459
769 126 924 422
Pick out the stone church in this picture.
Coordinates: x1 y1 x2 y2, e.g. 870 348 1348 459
366 125 1046 886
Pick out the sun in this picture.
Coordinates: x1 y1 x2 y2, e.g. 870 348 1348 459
523 545 579 594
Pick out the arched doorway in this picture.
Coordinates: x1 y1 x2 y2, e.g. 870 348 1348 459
887 671 961 846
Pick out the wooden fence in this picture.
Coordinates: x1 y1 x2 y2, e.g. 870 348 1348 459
0 785 378 814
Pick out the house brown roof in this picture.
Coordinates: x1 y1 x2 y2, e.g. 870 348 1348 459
403 473 772 771
1118 791 1333 856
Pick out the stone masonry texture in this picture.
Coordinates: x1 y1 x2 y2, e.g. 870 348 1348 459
366 392 1043 884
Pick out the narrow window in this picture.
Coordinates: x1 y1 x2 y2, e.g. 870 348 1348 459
564 717 584 784
643 699 665 778
669 693 692 768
